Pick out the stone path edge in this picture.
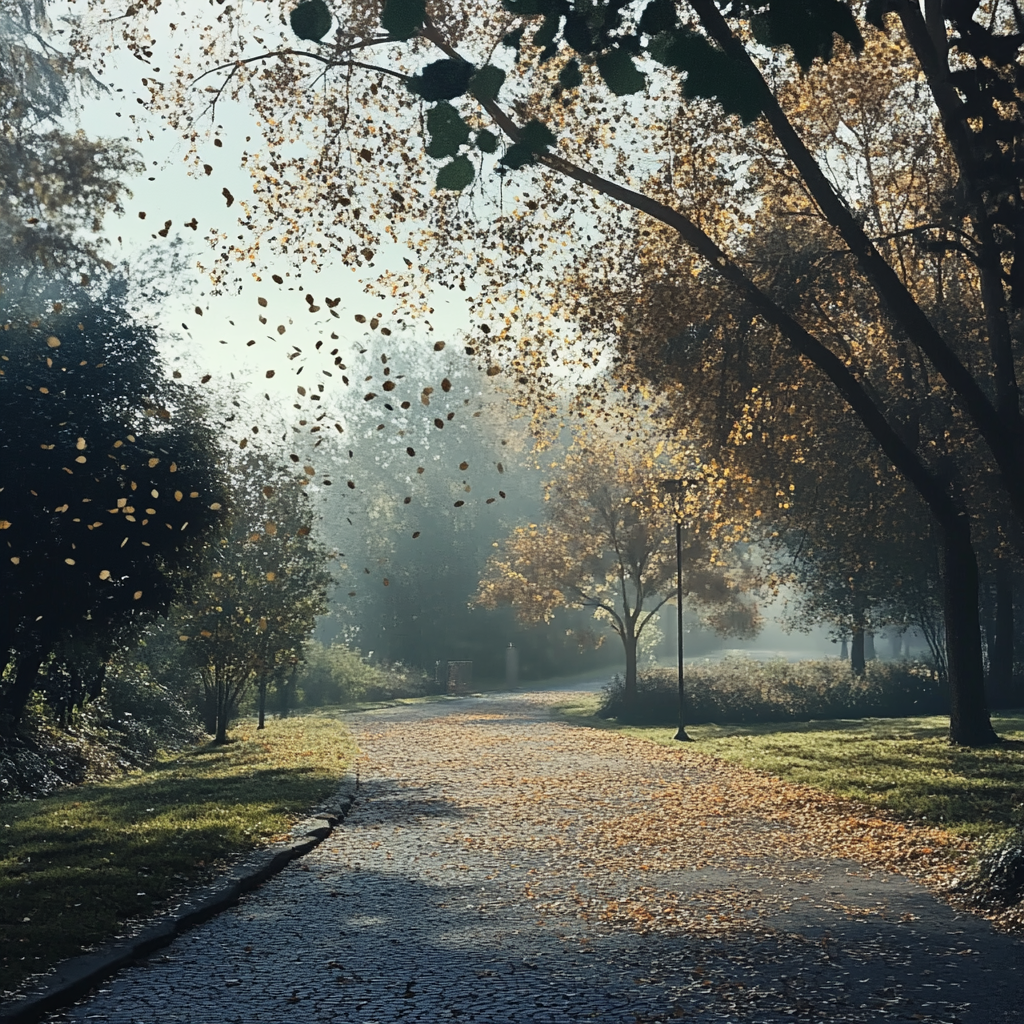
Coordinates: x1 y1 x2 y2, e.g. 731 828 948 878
0 772 360 1024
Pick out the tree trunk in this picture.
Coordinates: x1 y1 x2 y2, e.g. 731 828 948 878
279 668 293 719
623 629 638 706
989 561 1014 709
851 627 866 676
889 630 904 659
840 636 848 660
257 678 267 730
864 631 876 662
2 651 45 730
940 522 999 745
214 668 229 744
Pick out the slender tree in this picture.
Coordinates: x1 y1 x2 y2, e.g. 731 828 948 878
167 455 331 743
475 434 758 702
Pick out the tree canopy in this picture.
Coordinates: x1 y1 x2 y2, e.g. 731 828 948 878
0 297 225 728
475 433 758 700
84 0 1024 742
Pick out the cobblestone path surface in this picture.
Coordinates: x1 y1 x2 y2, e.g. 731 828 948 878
47 695 1022 1023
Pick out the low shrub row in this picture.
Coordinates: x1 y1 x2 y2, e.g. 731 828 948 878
296 642 433 706
599 657 947 726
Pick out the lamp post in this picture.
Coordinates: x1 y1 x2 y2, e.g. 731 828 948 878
661 478 693 742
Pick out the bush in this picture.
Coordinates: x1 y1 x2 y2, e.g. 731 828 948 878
954 830 1024 909
298 642 430 705
598 657 947 726
0 658 203 801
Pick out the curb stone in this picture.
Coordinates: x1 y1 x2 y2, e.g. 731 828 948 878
0 772 359 1024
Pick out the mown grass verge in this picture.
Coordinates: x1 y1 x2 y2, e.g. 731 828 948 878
1 711 354 996
554 694 1024 843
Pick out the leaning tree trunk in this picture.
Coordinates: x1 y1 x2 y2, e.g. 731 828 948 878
940 520 998 745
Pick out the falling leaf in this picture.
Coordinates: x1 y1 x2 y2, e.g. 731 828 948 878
133 591 143 600
46 336 61 348
222 187 234 206
266 571 276 581
99 570 111 580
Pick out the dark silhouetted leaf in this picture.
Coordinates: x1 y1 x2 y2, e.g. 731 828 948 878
381 0 426 39
502 26 526 51
469 65 507 104
290 0 332 42
407 60 476 102
650 29 762 122
639 0 677 35
475 129 499 153
426 102 471 159
596 47 646 95
559 58 583 89
436 156 475 191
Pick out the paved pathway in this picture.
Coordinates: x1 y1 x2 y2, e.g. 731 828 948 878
46 695 1022 1022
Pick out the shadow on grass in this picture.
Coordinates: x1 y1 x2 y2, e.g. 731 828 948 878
0 720 350 996
552 700 1024 840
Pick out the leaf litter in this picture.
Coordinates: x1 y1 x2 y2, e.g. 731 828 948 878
325 694 1024 1021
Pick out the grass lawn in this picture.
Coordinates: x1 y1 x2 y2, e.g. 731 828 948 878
553 694 1024 843
1 711 354 996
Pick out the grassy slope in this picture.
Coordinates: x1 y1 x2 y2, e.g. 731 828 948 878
554 694 1024 842
1 712 354 996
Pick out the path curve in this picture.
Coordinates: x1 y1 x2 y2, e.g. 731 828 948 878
44 693 1022 1023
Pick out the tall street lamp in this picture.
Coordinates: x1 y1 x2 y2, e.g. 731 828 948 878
661 478 694 742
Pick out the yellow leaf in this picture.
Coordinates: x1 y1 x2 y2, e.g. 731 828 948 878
133 590 142 600
266 571 276 581
99 569 111 580
65 557 75 565
76 437 86 450
46 336 61 348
